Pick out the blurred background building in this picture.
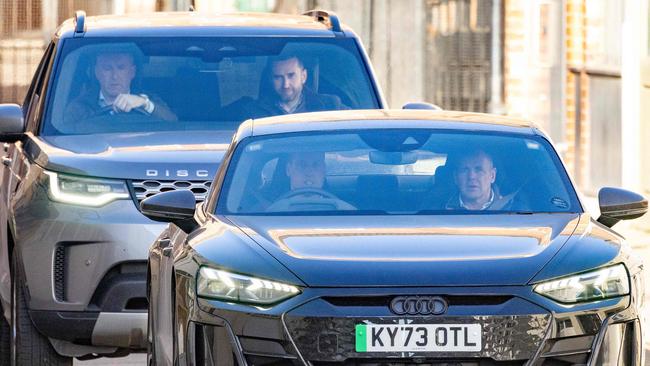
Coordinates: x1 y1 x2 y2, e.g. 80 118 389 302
1 0 649 229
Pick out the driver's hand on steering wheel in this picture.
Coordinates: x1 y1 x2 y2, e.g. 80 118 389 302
112 94 153 114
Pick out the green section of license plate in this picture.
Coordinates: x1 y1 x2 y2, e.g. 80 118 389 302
355 324 367 352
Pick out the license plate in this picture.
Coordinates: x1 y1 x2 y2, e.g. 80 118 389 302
355 323 481 352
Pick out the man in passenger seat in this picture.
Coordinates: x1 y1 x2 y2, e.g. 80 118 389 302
65 50 177 122
445 149 512 211
251 54 348 117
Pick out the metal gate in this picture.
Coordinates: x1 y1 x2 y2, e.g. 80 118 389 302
0 0 45 104
425 0 493 112
0 0 151 104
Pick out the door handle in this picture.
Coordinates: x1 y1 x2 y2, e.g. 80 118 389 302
2 157 11 166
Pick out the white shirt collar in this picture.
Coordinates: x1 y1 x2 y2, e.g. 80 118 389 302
459 189 495 210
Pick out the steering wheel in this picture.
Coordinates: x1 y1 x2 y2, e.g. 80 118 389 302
78 105 161 129
95 105 149 116
266 188 356 212
276 187 339 201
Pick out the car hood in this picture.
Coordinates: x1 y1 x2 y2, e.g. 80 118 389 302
30 131 233 180
226 213 582 287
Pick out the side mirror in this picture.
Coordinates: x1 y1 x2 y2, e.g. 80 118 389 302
597 187 648 227
141 190 198 233
0 104 25 142
402 102 443 111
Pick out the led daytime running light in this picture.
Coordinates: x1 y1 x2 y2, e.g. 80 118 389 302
197 267 300 305
534 264 629 303
45 171 130 207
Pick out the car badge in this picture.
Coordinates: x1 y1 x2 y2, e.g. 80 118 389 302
389 296 448 315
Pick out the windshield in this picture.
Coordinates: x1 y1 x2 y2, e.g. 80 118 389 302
217 129 581 215
42 37 379 136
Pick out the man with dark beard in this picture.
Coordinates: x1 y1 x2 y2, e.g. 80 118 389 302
252 54 347 116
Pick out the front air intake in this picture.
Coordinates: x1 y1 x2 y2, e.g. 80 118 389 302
53 246 66 301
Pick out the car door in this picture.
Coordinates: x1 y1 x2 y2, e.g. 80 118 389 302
0 41 55 312
151 221 189 366
148 226 174 366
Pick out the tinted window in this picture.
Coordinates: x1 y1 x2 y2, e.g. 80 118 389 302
42 37 379 136
217 129 581 215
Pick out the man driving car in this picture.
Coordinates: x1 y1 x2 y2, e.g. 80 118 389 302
286 151 327 190
65 50 177 122
265 152 355 211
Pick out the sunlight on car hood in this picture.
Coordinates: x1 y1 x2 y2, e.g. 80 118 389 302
227 213 584 286
266 226 559 261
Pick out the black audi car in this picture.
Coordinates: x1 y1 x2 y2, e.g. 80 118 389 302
143 110 647 365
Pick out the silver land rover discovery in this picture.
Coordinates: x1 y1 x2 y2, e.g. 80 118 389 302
0 10 385 364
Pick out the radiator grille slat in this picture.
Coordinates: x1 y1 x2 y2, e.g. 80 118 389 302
130 180 211 202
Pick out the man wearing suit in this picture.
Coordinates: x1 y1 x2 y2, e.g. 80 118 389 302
65 51 177 123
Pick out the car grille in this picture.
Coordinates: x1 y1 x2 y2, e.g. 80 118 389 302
130 179 211 202
322 295 513 307
283 315 551 362
309 359 526 366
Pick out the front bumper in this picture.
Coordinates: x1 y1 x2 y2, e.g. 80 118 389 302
12 184 165 349
29 310 147 349
186 287 642 365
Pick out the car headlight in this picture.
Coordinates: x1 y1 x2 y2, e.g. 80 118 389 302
197 267 300 305
44 171 130 207
534 264 629 303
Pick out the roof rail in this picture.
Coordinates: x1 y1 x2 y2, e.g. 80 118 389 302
74 10 86 36
303 10 342 33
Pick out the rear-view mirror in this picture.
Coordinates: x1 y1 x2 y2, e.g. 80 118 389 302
369 151 418 165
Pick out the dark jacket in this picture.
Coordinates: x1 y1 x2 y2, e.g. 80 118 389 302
248 88 348 119
64 89 176 124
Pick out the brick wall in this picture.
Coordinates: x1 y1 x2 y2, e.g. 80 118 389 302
564 0 591 186
503 0 597 189
502 1 527 119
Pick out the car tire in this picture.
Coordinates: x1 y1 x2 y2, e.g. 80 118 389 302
11 250 72 366
1 308 9 366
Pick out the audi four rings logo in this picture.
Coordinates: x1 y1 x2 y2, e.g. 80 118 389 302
390 296 448 315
